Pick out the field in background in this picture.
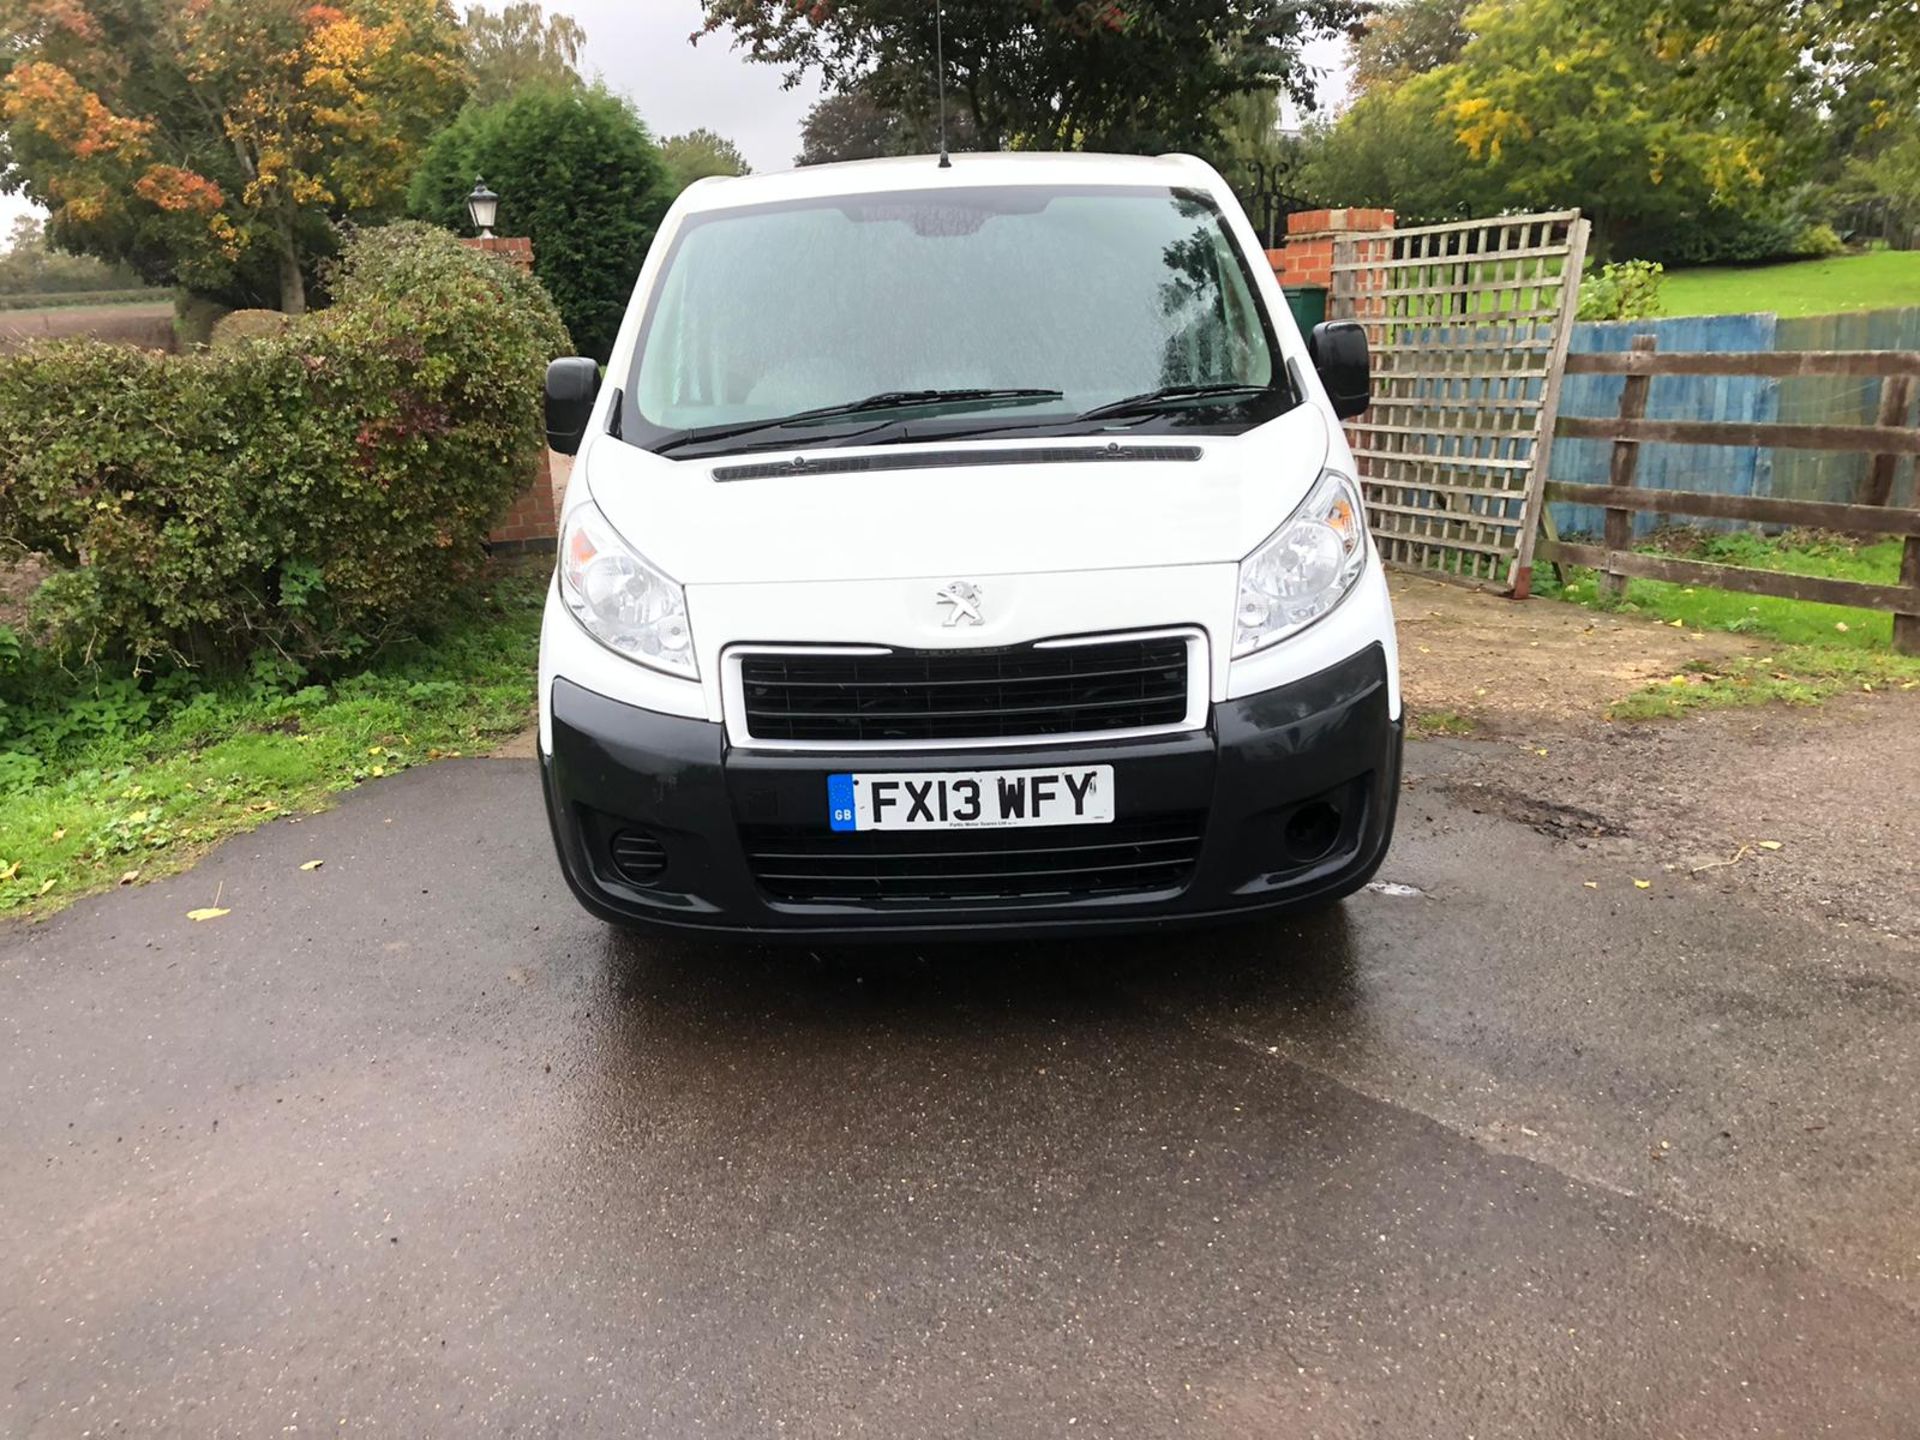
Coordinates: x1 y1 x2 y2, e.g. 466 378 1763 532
1660 250 1920 318
0 299 174 353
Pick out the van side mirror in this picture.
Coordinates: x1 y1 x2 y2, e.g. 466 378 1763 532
1308 321 1372 420
545 357 599 455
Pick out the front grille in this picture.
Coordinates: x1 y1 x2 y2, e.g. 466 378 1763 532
742 815 1204 907
738 635 1191 745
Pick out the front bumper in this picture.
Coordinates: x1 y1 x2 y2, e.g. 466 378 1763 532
541 643 1401 939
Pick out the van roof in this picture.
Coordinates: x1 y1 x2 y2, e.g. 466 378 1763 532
675 151 1226 215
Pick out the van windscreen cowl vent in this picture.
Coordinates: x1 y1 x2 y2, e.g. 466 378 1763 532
712 443 1202 483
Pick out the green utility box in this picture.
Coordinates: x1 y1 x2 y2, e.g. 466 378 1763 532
1283 285 1327 333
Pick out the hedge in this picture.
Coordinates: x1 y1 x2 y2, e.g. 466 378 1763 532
0 288 163 312
0 223 570 671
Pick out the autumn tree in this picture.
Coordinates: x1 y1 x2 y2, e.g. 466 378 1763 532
1348 0 1469 96
660 127 750 194
463 1 585 105
0 0 467 312
1300 0 1813 259
796 87 976 165
1435 0 1785 257
700 0 1358 155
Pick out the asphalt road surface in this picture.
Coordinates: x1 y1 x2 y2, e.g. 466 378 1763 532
5 750 1919 1437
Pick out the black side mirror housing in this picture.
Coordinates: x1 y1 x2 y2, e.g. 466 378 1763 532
545 357 599 455
1308 321 1372 420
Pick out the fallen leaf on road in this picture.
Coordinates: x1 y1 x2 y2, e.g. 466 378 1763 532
1534 747 1548 756
1757 840 1783 851
1633 879 1652 889
299 859 324 871
187 907 230 921
1582 881 1598 889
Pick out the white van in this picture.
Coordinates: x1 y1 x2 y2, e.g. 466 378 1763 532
537 152 1399 938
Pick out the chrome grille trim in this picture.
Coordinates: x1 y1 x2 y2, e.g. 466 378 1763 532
722 627 1210 752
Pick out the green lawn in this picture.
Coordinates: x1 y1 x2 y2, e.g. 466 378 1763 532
1659 249 1920 319
0 565 546 919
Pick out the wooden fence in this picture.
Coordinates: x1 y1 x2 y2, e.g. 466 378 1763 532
1537 336 1920 653
1549 307 1920 536
1330 210 1590 594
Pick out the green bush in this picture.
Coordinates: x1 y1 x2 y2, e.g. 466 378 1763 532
1577 259 1665 321
208 308 292 351
0 223 569 673
1791 222 1845 258
172 291 232 350
408 85 670 362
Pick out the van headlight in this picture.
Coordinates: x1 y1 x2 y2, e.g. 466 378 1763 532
559 502 697 678
1234 470 1369 656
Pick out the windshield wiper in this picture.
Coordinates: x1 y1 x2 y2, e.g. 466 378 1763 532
653 388 1065 455
1072 382 1273 424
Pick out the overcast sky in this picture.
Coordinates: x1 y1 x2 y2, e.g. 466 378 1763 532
0 0 1350 242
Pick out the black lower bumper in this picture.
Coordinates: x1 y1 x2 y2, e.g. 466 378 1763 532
541 643 1402 939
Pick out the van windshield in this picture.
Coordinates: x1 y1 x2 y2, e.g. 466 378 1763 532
622 184 1291 457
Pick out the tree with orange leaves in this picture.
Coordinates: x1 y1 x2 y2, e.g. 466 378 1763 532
0 0 466 311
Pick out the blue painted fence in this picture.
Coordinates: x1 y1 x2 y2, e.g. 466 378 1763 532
1548 307 1920 537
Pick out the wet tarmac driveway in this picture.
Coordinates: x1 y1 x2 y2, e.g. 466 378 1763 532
4 752 1919 1436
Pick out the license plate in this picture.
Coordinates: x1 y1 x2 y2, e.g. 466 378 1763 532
827 765 1115 833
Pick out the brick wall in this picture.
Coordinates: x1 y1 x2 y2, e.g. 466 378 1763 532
461 234 535 274
1266 207 1396 292
459 234 557 552
490 452 559 556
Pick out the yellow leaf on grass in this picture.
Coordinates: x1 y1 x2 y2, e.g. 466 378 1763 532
1633 879 1652 889
1668 618 1684 627
119 870 140 885
38 878 55 895
299 859 324 871
51 827 66 842
370 765 386 778
187 907 230 921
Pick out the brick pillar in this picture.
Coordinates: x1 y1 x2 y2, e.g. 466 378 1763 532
462 234 557 552
490 452 560 556
1267 207 1396 292
461 234 535 274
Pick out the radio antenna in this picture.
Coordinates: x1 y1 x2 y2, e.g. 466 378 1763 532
934 0 951 168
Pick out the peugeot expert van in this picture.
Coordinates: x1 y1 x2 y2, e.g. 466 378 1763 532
537 152 1399 938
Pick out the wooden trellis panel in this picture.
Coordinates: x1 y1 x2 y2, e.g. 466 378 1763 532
1330 211 1590 593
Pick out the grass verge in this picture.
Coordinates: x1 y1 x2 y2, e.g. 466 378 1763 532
0 565 545 920
1535 530 1920 719
1537 531 1904 648
1408 708 1478 737
1611 648 1920 720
